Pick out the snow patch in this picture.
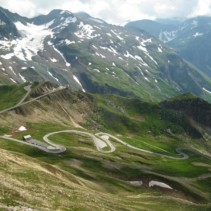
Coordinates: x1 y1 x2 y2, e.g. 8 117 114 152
159 30 177 43
158 47 163 53
134 55 146 65
111 30 124 41
9 66 16 75
144 77 149 82
137 45 148 53
50 58 58 63
75 22 98 40
145 52 158 65
193 32 203 37
10 78 17 83
73 75 86 92
1 53 14 60
47 71 60 83
47 41 53 46
92 45 98 50
60 10 72 16
95 52 106 58
52 45 71 67
203 88 211 94
19 73 26 82
99 46 118 55
124 51 136 59
145 69 149 73
14 22 53 60
149 180 172 189
110 46 118 55
93 69 100 73
64 39 75 45
56 16 77 30
1 22 53 61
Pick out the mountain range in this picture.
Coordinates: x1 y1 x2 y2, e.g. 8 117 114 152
126 16 211 78
0 7 211 102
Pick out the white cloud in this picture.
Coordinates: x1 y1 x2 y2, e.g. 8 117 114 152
190 0 211 17
0 0 210 24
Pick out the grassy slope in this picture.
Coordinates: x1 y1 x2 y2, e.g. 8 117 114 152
0 84 26 110
65 42 211 104
0 85 211 210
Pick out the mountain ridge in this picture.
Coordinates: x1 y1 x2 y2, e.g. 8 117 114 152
0 7 211 103
126 16 211 78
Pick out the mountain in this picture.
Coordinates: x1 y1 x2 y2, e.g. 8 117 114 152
0 7 211 102
155 18 184 25
126 19 177 42
0 83 211 210
126 16 211 78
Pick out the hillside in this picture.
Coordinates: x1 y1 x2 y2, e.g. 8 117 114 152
0 84 211 210
0 7 211 102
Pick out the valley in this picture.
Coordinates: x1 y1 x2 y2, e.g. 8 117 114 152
0 83 211 210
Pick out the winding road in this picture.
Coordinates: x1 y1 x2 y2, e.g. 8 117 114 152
0 85 67 114
0 85 197 159
43 130 115 153
0 130 191 159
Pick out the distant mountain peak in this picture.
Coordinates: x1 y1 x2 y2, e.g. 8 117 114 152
49 9 73 16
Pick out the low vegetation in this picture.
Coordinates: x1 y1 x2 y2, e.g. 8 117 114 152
0 84 26 110
0 83 210 210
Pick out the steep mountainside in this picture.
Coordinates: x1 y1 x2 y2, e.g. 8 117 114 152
0 8 211 102
126 17 211 78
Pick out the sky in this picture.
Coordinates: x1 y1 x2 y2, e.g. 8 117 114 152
0 0 211 24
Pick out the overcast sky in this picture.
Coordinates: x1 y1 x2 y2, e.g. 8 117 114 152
1 0 211 24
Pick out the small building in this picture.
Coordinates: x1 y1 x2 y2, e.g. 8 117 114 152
18 126 27 132
23 135 31 141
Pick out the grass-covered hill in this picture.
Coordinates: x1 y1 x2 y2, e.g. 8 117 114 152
0 83 211 210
